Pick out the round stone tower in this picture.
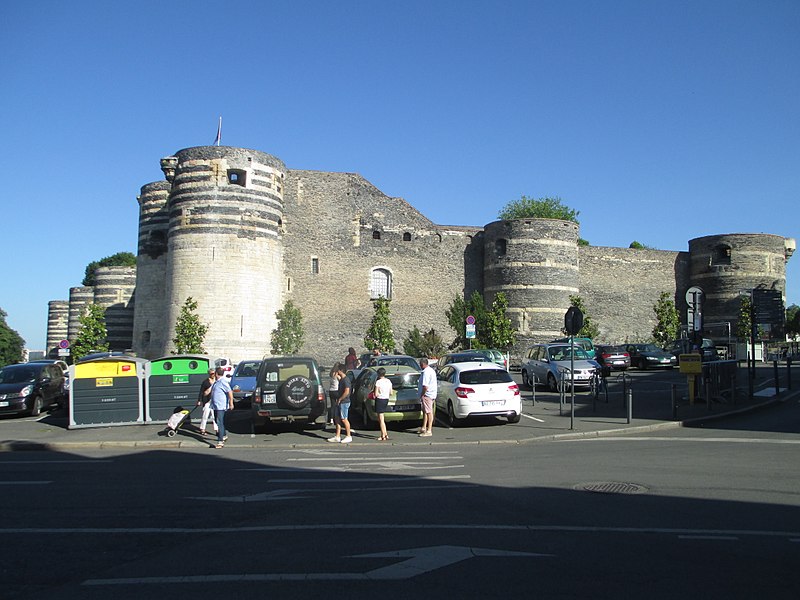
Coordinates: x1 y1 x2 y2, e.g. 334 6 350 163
46 300 69 357
67 286 94 341
483 218 580 356
132 179 171 358
687 233 790 334
162 146 287 360
94 265 136 351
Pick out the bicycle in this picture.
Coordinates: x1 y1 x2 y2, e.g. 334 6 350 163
589 368 608 402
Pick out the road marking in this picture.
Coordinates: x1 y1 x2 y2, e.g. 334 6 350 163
0 460 113 464
82 545 551 585
191 483 472 502
563 437 800 445
521 413 545 422
0 481 51 485
267 475 470 483
285 455 462 461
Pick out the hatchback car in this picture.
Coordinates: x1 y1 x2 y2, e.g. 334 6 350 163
594 345 631 370
214 357 235 378
521 344 597 391
0 362 67 416
230 359 261 408
436 351 488 371
550 337 596 359
351 365 423 428
627 343 679 369
251 356 326 429
435 362 520 426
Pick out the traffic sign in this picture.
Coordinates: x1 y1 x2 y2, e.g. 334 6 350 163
466 315 475 325
466 324 476 339
59 339 70 349
752 289 783 324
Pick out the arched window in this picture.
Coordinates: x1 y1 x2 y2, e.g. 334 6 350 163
403 232 412 241
370 268 392 300
496 238 507 257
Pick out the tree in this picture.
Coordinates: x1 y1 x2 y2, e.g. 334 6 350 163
736 295 752 340
563 295 599 339
364 297 395 353
172 297 208 354
0 308 25 367
481 293 516 349
72 304 109 361
270 301 305 355
82 252 136 286
577 238 590 246
787 304 800 339
652 292 680 347
445 291 487 350
402 327 446 358
498 195 580 223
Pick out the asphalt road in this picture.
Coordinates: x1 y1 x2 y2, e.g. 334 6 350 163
2 396 799 599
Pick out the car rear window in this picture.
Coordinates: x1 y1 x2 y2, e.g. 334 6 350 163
387 372 421 389
459 369 514 385
262 362 313 382
234 361 260 377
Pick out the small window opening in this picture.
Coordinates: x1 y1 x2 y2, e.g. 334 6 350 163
373 230 381 240
403 232 412 241
227 169 247 186
311 257 319 274
496 239 507 256
712 244 732 266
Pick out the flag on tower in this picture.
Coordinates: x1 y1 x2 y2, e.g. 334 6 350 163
213 117 222 146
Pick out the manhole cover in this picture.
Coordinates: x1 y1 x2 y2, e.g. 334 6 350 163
576 482 649 495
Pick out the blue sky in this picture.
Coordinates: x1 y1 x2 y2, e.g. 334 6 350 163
2 0 798 350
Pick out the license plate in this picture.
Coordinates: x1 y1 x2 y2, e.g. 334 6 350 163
481 400 504 406
612 360 624 364
263 393 277 404
0 401 8 407
392 404 417 412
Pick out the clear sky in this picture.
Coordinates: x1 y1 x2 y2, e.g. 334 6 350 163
2 0 798 350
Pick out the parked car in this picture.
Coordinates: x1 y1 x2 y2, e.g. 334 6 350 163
214 357 235 378
467 348 509 370
251 356 326 429
436 351 488 371
28 359 70 395
665 338 718 363
550 337 596 359
435 362 520 426
0 362 67 416
626 343 678 369
350 365 423 428
594 345 631 370
230 359 261 408
521 343 598 391
349 354 420 382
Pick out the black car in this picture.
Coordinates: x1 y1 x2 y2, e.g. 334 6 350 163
0 362 67 416
626 343 679 369
251 356 326 430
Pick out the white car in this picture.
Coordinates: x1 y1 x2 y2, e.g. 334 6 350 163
435 362 521 426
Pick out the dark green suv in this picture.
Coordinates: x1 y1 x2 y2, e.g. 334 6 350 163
251 356 326 429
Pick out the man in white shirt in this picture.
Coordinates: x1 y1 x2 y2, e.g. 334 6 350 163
418 357 437 437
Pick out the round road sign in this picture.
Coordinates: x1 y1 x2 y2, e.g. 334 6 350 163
466 315 476 325
59 339 70 349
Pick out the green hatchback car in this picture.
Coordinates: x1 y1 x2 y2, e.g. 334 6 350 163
350 365 423 428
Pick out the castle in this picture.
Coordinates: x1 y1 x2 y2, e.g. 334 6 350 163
45 145 795 365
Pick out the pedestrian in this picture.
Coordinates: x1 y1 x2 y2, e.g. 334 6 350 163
418 357 437 437
344 347 360 371
327 365 353 444
327 362 341 428
197 367 218 437
374 367 392 441
208 366 234 448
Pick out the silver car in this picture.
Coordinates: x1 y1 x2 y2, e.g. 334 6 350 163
521 343 598 392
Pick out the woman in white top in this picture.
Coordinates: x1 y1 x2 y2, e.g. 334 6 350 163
373 367 393 441
328 363 341 426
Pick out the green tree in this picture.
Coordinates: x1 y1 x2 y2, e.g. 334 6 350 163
481 292 516 349
577 238 590 246
786 304 800 339
498 195 580 223
172 297 208 354
652 292 680 347
402 327 446 358
72 304 109 360
563 295 599 339
270 301 305 355
364 297 396 353
445 290 487 349
82 252 136 286
0 308 25 367
736 295 752 340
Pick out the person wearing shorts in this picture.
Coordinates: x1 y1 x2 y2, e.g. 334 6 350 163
418 357 437 437
373 367 392 441
327 366 353 444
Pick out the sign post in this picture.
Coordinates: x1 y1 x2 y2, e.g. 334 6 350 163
563 307 584 430
465 315 476 349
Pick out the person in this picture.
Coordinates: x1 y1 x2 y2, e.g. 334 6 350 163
327 365 352 444
196 368 219 436
207 366 234 448
344 347 360 371
373 367 392 441
327 362 341 428
418 357 437 437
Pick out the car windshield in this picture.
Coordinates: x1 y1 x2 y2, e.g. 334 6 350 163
373 356 420 369
547 346 590 361
387 372 421 389
0 366 37 384
640 344 659 352
234 361 260 377
459 369 513 385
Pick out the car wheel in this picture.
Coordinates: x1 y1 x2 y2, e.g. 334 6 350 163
278 376 314 409
522 370 530 388
447 401 461 427
547 373 558 393
639 359 647 370
507 412 521 424
29 396 43 417
361 404 374 429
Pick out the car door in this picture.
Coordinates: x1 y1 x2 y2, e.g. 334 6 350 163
435 366 454 409
529 346 547 383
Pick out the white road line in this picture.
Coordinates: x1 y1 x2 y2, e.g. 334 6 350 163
678 535 739 540
521 413 545 422
267 475 471 483
563 437 800 445
286 456 462 462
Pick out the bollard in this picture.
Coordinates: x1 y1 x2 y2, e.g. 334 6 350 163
671 384 677 420
626 388 632 424
774 360 779 396
731 374 737 405
788 358 793 391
